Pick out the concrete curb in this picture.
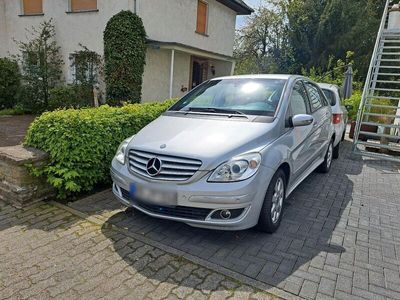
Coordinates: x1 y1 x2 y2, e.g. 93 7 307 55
51 200 301 300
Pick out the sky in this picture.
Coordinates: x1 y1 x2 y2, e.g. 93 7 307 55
235 0 262 28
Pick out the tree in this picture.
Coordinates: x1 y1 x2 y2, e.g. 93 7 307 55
0 58 21 109
236 0 385 80
286 0 326 72
234 3 293 74
286 0 385 79
104 10 146 105
15 19 63 111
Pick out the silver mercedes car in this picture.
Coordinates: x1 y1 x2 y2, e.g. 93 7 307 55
111 75 334 233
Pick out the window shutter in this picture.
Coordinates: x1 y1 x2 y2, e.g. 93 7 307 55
196 1 207 34
23 0 43 15
71 0 97 12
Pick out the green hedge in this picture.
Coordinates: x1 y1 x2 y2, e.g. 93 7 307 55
25 99 176 198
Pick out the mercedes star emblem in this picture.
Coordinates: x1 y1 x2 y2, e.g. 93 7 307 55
146 157 162 176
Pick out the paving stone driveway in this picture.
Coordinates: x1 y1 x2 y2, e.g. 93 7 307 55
0 115 36 147
68 140 400 300
0 202 278 299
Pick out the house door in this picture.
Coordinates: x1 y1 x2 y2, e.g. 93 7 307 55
190 57 208 89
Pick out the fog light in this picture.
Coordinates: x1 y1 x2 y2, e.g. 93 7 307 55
220 210 232 220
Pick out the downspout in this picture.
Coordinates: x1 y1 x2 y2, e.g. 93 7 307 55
169 49 175 99
230 61 236 76
129 0 137 14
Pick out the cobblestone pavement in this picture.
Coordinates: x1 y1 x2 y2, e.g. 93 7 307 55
0 115 36 147
0 201 280 300
68 140 400 300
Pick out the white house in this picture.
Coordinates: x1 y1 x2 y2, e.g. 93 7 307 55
0 0 252 101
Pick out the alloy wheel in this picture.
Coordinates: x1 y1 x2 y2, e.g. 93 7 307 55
271 177 284 224
327 143 333 168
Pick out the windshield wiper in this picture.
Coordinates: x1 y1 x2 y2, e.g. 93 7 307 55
183 107 249 118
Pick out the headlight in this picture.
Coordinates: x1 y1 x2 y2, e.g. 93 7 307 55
208 153 262 182
115 136 134 165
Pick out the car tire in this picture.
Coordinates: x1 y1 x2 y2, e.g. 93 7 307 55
333 142 340 159
257 169 286 233
317 139 334 173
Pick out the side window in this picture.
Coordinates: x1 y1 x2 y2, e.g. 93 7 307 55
322 89 336 106
304 82 324 112
290 82 309 115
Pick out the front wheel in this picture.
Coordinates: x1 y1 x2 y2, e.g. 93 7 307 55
258 169 286 233
317 140 333 173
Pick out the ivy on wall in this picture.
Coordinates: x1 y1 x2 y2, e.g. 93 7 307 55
103 10 147 105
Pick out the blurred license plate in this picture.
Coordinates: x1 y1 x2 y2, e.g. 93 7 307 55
129 183 177 206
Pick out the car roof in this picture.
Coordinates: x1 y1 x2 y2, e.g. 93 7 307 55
211 74 302 81
318 83 340 91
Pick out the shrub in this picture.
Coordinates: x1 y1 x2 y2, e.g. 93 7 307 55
344 90 361 121
104 11 146 105
48 85 94 110
0 107 26 116
25 99 176 198
70 45 102 87
15 19 63 112
344 91 396 123
0 57 21 109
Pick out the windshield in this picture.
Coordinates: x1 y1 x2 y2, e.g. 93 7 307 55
169 79 287 116
322 88 336 106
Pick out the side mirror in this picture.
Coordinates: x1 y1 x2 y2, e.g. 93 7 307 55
291 114 314 127
345 105 353 111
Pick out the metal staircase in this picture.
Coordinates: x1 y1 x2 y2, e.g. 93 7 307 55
353 0 400 162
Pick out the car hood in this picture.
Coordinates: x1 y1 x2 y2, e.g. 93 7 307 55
129 114 276 170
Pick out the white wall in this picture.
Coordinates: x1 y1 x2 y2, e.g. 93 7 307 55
1 0 236 61
0 0 237 101
208 58 233 78
142 48 191 101
0 0 135 79
138 0 237 57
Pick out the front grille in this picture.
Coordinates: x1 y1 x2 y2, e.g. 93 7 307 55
119 187 211 220
128 149 202 181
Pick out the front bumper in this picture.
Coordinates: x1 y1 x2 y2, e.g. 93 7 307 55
110 159 274 230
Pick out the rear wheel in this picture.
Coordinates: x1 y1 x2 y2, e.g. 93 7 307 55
317 140 333 173
258 169 286 233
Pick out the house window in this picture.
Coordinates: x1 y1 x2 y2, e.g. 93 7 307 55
70 0 97 12
22 0 43 15
68 52 99 85
196 0 208 35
